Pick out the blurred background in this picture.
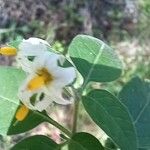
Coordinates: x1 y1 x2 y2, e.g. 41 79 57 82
0 0 149 149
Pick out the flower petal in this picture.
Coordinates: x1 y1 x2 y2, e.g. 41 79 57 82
49 67 76 88
32 51 61 72
18 89 35 110
34 94 53 111
45 52 62 68
18 75 42 110
45 104 54 115
19 38 50 56
16 52 33 73
49 88 73 105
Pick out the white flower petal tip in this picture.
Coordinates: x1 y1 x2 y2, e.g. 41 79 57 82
18 37 50 56
54 97 73 105
58 55 65 65
63 67 76 85
45 105 54 115
18 89 35 110
25 37 50 46
34 95 53 112
51 88 74 105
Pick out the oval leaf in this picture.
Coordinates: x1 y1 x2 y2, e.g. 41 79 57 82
0 67 46 135
68 34 122 84
68 132 104 150
82 89 137 150
119 77 150 148
11 135 59 150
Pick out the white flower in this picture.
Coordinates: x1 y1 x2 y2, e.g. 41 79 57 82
18 51 76 112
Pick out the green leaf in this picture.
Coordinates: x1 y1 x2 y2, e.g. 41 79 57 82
11 135 59 150
68 35 122 84
82 89 137 150
68 132 104 150
119 77 150 148
0 67 46 135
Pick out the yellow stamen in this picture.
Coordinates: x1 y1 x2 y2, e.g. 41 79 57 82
27 76 45 91
0 46 17 56
27 68 53 91
15 105 29 121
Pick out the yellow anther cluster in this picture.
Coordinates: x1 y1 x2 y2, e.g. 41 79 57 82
15 105 29 121
0 47 17 56
27 68 54 91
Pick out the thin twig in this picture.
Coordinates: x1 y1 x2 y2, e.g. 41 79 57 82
72 99 80 134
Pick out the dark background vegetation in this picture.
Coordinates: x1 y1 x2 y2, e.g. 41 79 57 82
0 0 149 149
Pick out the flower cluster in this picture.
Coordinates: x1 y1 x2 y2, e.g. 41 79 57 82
0 38 76 121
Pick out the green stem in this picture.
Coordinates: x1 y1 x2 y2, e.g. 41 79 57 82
34 111 72 137
72 99 80 134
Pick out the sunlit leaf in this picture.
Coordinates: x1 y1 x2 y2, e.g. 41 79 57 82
68 35 122 85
